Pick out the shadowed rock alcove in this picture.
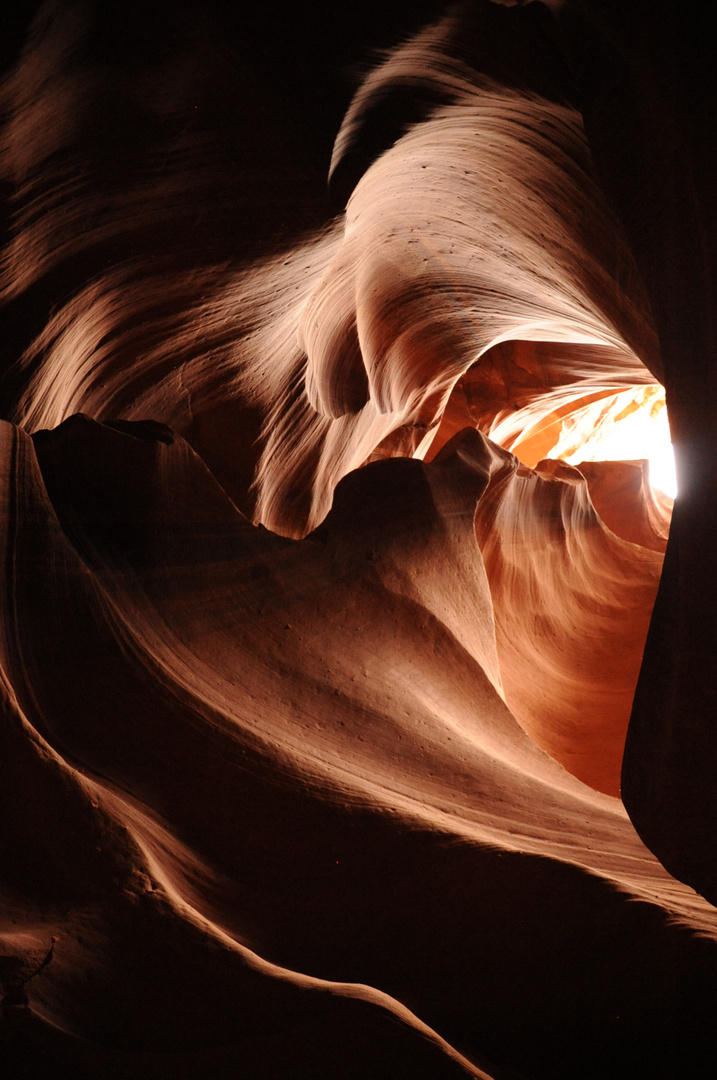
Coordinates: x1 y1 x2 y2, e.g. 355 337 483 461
2 2 716 1078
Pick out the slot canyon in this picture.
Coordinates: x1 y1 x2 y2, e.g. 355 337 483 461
1 2 717 1077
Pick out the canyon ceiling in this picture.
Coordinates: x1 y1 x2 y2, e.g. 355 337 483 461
1 2 717 1078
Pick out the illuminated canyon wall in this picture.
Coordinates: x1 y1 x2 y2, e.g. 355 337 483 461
1 2 716 1077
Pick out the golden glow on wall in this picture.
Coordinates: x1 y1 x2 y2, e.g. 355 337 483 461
545 386 676 498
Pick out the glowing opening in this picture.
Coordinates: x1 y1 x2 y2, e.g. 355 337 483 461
544 386 676 498
505 385 676 499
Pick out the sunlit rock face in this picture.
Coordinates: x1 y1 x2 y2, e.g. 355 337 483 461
1 2 716 1078
470 446 665 796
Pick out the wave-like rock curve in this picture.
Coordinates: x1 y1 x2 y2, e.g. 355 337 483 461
2 2 717 1078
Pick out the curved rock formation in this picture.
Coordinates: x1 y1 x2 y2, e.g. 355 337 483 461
2 415 715 1080
546 0 717 909
2 1 716 1078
